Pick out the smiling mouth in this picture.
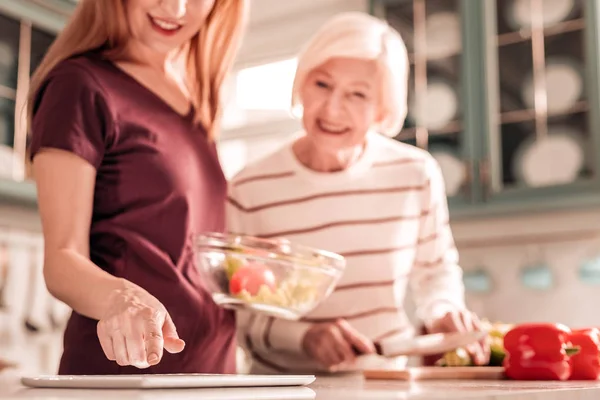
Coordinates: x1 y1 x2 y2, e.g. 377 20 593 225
148 15 183 35
317 119 350 135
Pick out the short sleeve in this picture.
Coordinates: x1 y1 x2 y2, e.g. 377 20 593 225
29 62 116 169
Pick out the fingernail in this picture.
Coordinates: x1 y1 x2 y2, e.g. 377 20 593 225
148 353 159 364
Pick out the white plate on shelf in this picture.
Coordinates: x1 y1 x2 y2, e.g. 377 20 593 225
425 12 461 59
521 57 583 114
506 0 578 30
20 373 316 389
409 78 459 130
429 145 466 197
513 125 586 187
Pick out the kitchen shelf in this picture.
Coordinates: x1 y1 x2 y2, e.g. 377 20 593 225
499 100 588 125
395 120 462 141
496 18 585 47
407 48 461 64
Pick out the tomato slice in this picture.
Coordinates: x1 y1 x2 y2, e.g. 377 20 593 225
229 262 276 296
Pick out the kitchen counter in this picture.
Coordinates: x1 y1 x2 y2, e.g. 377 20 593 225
2 371 600 399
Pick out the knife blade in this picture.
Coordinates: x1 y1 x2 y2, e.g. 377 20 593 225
353 330 488 358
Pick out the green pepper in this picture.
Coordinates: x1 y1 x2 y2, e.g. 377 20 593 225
437 330 507 367
224 255 245 280
436 347 473 367
488 336 506 366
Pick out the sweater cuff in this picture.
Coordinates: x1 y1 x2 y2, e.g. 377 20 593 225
267 319 313 355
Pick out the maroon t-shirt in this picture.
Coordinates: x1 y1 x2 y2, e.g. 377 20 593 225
29 52 236 375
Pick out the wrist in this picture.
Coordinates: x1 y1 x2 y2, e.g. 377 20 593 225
97 277 137 319
423 302 464 330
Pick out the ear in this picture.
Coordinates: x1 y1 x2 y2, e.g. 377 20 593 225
373 104 387 126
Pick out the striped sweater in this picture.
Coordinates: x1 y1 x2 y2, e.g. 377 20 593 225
225 131 466 373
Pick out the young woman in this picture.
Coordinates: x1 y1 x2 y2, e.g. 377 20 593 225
228 12 489 374
28 0 248 375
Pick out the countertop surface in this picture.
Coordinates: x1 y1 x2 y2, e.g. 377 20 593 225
3 370 600 399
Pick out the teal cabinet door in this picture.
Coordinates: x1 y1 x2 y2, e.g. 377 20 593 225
371 0 600 218
479 0 600 212
0 2 68 207
370 0 478 210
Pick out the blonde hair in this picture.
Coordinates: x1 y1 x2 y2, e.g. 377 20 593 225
291 12 409 137
27 0 249 140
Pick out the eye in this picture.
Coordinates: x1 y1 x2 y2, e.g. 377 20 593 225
316 80 329 89
353 91 366 99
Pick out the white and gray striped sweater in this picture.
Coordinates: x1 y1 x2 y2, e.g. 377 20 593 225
226 131 466 373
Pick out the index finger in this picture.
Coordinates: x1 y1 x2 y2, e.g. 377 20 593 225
144 317 164 366
336 319 375 354
461 312 488 365
451 310 468 332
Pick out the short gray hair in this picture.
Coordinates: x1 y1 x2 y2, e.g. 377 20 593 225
291 11 410 137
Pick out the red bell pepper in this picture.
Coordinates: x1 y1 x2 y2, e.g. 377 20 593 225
503 323 579 381
568 328 600 380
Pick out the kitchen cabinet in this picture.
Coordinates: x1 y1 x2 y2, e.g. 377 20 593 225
370 0 600 219
0 0 74 208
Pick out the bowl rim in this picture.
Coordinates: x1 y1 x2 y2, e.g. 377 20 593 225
193 231 346 271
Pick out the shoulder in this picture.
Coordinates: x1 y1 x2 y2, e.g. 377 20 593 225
33 53 116 118
42 53 109 92
228 141 295 194
368 132 440 181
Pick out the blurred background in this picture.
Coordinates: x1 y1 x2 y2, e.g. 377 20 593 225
1 0 600 374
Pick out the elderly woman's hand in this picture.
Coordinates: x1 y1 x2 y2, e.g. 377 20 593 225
427 310 490 366
96 284 186 368
302 319 375 370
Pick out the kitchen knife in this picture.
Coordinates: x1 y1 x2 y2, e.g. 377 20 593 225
354 330 488 358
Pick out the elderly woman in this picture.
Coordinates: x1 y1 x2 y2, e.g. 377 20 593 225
227 12 487 374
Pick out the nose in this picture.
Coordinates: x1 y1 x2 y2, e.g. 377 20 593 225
160 0 187 18
323 91 344 119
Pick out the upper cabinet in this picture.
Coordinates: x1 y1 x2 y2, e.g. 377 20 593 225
0 0 72 206
483 0 599 205
371 0 600 218
371 0 472 210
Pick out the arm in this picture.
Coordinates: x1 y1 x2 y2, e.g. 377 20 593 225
409 157 466 330
226 184 312 355
30 65 184 367
33 149 131 320
29 65 134 320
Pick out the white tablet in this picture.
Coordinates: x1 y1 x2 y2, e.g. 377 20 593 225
20 373 316 389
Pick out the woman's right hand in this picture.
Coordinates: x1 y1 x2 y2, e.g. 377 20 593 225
302 319 375 370
96 284 186 368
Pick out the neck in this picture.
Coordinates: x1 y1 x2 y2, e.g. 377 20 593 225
293 137 366 173
120 41 180 72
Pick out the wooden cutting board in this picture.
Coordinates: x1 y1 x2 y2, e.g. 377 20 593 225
363 366 506 381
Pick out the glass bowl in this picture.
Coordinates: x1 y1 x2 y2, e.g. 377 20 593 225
194 232 346 320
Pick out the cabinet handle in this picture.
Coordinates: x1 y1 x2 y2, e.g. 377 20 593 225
479 158 491 201
461 159 474 202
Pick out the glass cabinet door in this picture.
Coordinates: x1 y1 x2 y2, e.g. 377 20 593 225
373 0 473 204
24 26 57 180
30 26 55 77
0 14 20 149
483 0 599 200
